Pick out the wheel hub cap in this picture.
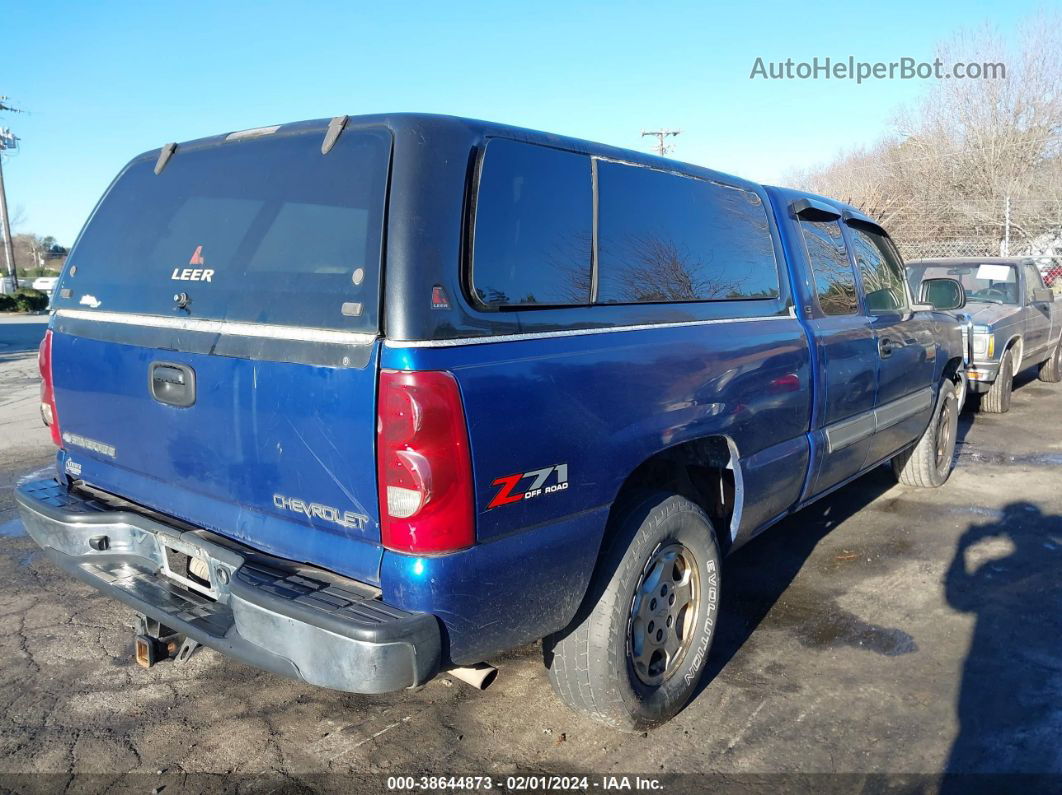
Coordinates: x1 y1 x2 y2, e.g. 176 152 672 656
628 542 700 686
936 399 954 469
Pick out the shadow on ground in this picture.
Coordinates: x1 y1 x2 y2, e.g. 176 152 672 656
701 466 906 696
942 501 1062 783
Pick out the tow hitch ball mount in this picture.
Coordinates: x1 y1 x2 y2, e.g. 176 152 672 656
133 614 202 668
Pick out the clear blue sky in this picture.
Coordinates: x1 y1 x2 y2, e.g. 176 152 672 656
2 0 1043 246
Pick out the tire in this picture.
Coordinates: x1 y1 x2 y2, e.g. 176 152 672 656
544 492 722 731
1038 339 1062 383
892 379 960 488
980 348 1014 413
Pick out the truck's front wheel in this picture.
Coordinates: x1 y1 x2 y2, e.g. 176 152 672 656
544 493 721 731
981 349 1015 413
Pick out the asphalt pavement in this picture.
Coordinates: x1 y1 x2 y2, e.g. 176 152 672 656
0 313 48 356
0 316 1060 792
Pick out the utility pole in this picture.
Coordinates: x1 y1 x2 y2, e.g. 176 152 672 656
0 133 18 290
0 96 23 293
0 134 18 291
641 129 681 157
1002 195 1011 257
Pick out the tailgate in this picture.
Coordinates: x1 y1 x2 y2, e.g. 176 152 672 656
50 327 384 584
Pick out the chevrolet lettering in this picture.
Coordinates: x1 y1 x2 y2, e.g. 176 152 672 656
272 494 369 531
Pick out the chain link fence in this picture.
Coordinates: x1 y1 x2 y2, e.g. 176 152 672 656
899 239 998 261
887 197 1062 265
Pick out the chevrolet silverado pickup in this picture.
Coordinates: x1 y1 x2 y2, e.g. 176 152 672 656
17 114 967 729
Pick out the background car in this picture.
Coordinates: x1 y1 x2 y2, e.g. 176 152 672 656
908 257 1062 412
31 276 58 294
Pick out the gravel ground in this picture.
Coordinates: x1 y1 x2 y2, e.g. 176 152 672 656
1 316 1060 792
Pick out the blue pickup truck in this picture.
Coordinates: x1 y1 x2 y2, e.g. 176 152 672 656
17 114 967 729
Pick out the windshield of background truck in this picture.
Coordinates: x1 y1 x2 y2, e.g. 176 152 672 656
911 263 1020 306
52 128 391 332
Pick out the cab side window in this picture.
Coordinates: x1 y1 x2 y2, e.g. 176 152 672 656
849 226 910 313
799 218 858 316
1024 263 1045 302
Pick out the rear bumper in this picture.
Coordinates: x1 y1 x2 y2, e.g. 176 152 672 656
15 479 441 694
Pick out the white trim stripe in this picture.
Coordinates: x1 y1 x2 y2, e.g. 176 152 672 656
54 309 379 346
385 314 792 348
824 386 935 454
55 309 794 349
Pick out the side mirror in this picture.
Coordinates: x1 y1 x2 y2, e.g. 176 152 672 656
1033 287 1055 304
919 278 966 311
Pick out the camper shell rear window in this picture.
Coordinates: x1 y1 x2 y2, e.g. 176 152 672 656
54 127 391 332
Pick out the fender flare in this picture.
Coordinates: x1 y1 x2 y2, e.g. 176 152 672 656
1002 334 1023 368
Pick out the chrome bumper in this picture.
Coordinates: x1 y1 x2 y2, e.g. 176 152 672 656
967 360 1001 388
15 479 440 693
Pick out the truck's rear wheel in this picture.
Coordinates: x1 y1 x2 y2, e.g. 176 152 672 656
544 492 721 731
892 379 959 488
980 349 1014 413
1038 340 1062 383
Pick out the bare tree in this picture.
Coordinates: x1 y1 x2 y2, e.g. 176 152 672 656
606 235 747 303
788 12 1062 258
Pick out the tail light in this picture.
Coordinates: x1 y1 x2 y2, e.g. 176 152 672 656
377 369 475 554
38 329 62 446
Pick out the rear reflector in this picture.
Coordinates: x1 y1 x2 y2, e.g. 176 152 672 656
38 329 62 447
377 370 475 554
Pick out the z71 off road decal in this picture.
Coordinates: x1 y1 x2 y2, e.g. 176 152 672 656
487 464 568 509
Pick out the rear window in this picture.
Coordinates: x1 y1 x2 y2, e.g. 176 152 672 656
55 128 391 331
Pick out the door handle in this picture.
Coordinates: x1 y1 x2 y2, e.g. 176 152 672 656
150 362 196 407
878 337 895 358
